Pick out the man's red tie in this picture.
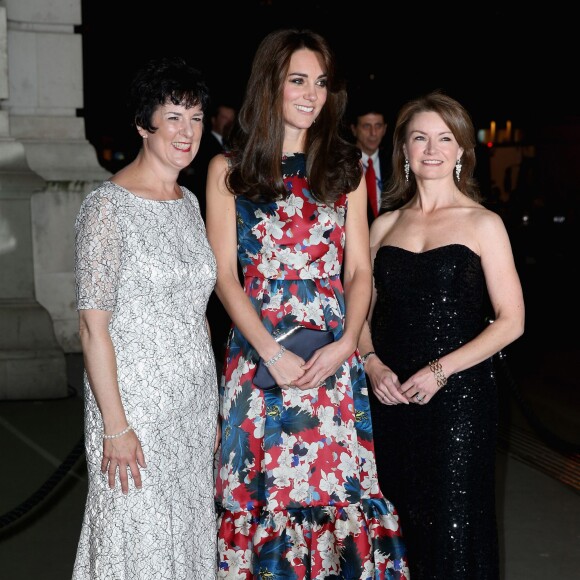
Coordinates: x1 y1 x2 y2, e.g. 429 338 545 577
366 157 378 217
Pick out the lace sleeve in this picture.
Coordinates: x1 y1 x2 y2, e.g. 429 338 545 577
75 189 122 311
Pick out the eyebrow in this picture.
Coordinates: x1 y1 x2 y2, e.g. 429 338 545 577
410 129 452 135
288 72 328 80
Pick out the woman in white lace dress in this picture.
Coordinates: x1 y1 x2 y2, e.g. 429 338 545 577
72 57 219 579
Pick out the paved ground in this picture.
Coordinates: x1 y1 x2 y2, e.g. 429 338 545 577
0 349 578 579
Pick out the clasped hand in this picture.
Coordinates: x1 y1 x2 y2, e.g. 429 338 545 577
367 357 441 405
269 341 347 390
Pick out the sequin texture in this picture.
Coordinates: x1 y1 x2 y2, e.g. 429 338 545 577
370 244 499 579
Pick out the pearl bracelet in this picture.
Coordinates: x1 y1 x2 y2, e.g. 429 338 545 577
264 345 286 368
103 425 133 440
428 359 448 389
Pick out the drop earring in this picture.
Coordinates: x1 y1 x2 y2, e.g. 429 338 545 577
404 158 410 182
455 158 462 181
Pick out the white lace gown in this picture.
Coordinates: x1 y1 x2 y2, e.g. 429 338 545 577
72 182 218 579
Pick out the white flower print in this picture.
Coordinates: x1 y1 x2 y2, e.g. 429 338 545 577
318 405 336 422
222 357 249 418
303 441 320 464
292 461 311 483
263 286 284 311
288 249 310 270
278 193 304 217
263 213 285 240
257 255 280 278
272 511 288 533
318 205 345 228
216 156 408 576
286 526 308 563
222 547 249 574
338 451 358 480
327 385 345 405
272 464 293 488
285 387 314 411
261 235 277 256
234 514 252 537
379 511 402 532
308 222 329 246
303 298 324 326
336 504 360 539
289 480 311 502
322 244 338 273
299 261 323 280
319 470 341 497
287 295 307 321
276 247 295 266
318 530 340 572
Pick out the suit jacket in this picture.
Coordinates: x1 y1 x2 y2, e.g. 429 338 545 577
178 131 231 362
366 145 392 226
178 131 224 221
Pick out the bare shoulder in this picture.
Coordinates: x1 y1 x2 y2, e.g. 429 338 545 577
369 210 400 246
206 153 231 197
467 204 508 235
207 152 228 174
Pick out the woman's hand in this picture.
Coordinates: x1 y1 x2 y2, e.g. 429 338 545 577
399 364 441 405
101 430 146 495
365 356 408 405
267 349 307 389
293 339 352 391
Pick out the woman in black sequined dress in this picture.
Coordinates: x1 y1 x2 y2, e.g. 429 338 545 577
357 91 525 579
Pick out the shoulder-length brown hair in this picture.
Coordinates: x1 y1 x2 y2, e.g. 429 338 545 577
383 90 482 210
226 28 362 204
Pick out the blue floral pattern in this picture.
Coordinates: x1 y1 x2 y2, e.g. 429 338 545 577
215 154 409 579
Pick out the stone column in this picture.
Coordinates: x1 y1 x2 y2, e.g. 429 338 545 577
0 0 108 398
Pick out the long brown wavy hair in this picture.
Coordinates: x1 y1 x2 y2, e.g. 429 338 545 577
383 90 482 210
226 28 362 204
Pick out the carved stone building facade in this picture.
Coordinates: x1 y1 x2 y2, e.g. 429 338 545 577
0 0 108 398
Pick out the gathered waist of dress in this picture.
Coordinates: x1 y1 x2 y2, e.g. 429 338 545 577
243 263 341 281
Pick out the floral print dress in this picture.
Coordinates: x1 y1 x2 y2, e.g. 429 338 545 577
215 153 409 579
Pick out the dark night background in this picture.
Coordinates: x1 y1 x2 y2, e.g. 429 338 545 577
78 1 580 358
79 1 579 166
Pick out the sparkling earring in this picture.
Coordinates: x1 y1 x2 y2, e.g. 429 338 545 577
404 158 410 182
455 158 462 181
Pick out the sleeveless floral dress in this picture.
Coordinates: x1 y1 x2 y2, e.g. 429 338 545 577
215 153 409 579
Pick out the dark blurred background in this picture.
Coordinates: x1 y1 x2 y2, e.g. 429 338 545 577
80 1 579 164
79 0 580 372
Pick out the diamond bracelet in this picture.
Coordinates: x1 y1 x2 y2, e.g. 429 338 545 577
264 346 286 368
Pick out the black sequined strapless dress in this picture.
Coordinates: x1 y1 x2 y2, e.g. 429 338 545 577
370 244 499 580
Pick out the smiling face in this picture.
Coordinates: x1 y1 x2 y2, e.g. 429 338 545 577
403 111 464 182
282 48 328 133
140 101 204 170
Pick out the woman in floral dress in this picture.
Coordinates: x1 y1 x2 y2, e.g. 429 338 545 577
206 29 409 579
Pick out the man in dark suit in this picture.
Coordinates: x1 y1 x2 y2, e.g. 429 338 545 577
178 102 236 221
178 102 237 366
350 102 392 225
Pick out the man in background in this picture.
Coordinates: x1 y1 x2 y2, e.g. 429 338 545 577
179 102 237 365
179 102 237 220
350 101 391 224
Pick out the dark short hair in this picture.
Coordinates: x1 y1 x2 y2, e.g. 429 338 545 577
129 57 210 133
348 95 388 126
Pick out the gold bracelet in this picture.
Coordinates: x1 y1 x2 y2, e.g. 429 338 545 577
428 359 447 389
103 425 133 440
